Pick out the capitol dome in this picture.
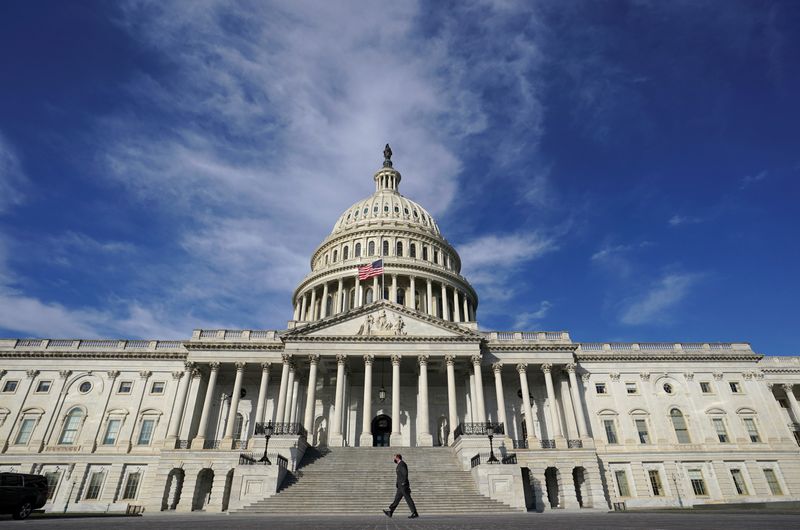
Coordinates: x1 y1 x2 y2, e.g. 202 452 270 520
291 145 478 326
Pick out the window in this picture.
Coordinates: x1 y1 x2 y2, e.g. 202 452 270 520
635 419 650 444
614 470 630 497
743 418 761 442
763 469 783 495
625 382 638 394
103 419 122 445
233 413 244 440
59 408 83 445
35 380 52 393
713 418 729 443
729 382 741 393
688 469 707 496
663 383 673 394
84 470 105 500
2 380 18 392
595 383 607 394
700 382 712 393
368 241 375 256
150 381 165 394
409 243 416 258
118 381 132 394
396 241 403 257
422 246 428 261
332 250 338 262
382 240 389 256
373 205 378 213
603 419 618 444
670 409 691 444
730 469 748 495
355 243 361 257
343 246 349 260
79 381 92 393
648 469 664 496
122 472 141 500
433 249 439 263
137 419 155 445
383 204 389 212
44 471 60 500
15 418 36 445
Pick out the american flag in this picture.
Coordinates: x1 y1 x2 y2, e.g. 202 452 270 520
358 259 384 280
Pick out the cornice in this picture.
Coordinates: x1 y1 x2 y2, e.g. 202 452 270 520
283 335 481 344
0 350 187 360
576 352 763 362
183 343 285 352
486 344 578 353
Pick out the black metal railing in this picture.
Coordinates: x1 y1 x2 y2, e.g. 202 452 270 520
501 454 517 465
233 439 248 450
239 452 257 465
203 439 220 449
254 422 307 437
567 439 583 448
239 452 286 466
470 453 481 468
512 439 529 449
453 422 505 440
175 440 190 449
277 455 288 469
541 439 556 449
471 452 517 467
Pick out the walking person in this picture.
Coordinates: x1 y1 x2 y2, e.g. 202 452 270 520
383 453 419 518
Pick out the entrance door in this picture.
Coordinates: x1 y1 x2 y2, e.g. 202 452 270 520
372 415 391 447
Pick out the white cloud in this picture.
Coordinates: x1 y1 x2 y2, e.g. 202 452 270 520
668 214 702 227
0 132 27 214
740 170 767 190
512 300 552 329
620 272 701 325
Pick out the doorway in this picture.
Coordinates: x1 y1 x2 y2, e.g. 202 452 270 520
372 414 391 447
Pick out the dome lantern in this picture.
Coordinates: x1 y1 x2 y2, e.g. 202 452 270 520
375 143 401 193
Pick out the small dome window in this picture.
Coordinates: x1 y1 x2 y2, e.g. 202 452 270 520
384 205 389 212
79 381 92 393
355 243 362 257
347 213 351 220
404 207 409 215
343 246 349 260
354 210 359 217
368 241 375 256
394 205 399 213
413 210 418 217
363 208 368 215
663 383 673 394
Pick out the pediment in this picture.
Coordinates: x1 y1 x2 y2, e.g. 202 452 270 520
284 300 481 340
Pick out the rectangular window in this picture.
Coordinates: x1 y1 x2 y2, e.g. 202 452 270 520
614 470 631 497
150 381 165 394
44 471 61 500
743 418 761 443
84 471 105 500
137 419 155 445
700 382 712 393
625 382 638 394
763 469 783 495
122 472 141 500
595 383 607 394
35 380 52 393
15 418 36 445
635 419 650 444
103 419 122 445
648 469 664 496
2 380 18 392
713 418 729 443
730 469 748 495
117 381 133 393
729 382 741 393
688 469 707 496
603 419 618 444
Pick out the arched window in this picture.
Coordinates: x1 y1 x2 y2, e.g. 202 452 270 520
366 290 374 304
332 250 338 262
325 296 333 317
233 413 244 441
324 255 328 265
670 408 691 444
343 246 349 260
422 246 428 261
410 243 416 258
397 289 405 306
433 249 439 264
368 241 375 256
59 408 83 445
355 243 361 257
396 241 403 256
382 240 389 256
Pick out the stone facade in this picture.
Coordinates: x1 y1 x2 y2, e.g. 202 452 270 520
1 153 799 513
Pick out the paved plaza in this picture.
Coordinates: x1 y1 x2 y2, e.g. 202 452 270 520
2 510 798 529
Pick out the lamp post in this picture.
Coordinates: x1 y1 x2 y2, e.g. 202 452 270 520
258 421 274 464
486 423 499 464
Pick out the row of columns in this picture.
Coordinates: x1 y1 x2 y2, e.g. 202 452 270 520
775 383 800 427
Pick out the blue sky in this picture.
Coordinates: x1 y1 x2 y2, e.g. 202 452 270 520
0 1 798 354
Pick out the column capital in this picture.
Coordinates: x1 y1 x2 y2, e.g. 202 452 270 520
281 353 293 364
261 361 272 371
541 363 553 374
640 371 651 381
391 354 402 366
609 372 620 381
184 361 196 371
581 373 591 384
417 354 429 366
209 361 221 371
684 372 695 381
171 371 184 380
234 361 247 371
782 383 795 393
363 354 374 365
191 368 202 379
491 362 503 374
336 353 347 365
25 369 39 379
565 363 577 373
516 363 528 374
742 371 754 380
139 370 152 379
470 354 482 366
59 369 72 379
308 354 320 365
444 354 456 366
713 372 723 381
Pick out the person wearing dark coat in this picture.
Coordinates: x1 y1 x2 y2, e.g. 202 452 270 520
383 454 419 518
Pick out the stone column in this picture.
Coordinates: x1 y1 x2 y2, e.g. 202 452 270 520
289 377 300 424
336 279 344 314
441 283 450 321
165 361 194 446
223 362 246 446
542 364 564 445
192 362 220 448
355 275 361 308
293 300 301 321
445 355 459 445
417 355 432 445
360 355 374 446
565 363 588 438
373 275 379 301
492 363 508 429
453 290 461 323
408 276 416 309
426 278 433 316
302 355 320 435
284 362 296 422
309 288 317 321
463 296 470 322
321 282 329 318
471 355 486 422
391 354 402 445
254 362 271 426
329 354 347 446
468 371 477 422
783 384 800 424
517 364 539 446
300 293 308 320
275 354 292 425
391 275 398 303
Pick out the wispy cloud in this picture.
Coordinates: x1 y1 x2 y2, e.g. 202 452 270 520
591 241 652 279
0 132 27 214
668 214 702 227
620 272 702 325
740 170 767 190
512 300 552 329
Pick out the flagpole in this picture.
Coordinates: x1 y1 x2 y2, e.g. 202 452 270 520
380 243 385 301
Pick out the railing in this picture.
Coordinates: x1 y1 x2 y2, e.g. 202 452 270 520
17 339 44 347
277 455 288 469
470 454 481 468
79 340 118 349
512 439 529 449
471 452 517 467
541 439 556 449
233 439 248 450
567 439 583 448
501 454 517 465
454 422 505 439
254 422 307 437
203 439 220 449
175 440 190 449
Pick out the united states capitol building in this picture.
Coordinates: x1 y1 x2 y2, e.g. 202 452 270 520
1 148 799 515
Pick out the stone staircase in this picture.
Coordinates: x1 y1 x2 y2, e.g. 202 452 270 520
233 446 522 515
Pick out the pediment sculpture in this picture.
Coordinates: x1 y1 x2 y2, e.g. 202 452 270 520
356 310 407 336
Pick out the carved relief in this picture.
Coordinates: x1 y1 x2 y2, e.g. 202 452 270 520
356 310 407 336
609 372 620 381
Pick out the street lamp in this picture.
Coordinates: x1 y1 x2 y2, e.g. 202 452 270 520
486 423 499 464
258 421 274 464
